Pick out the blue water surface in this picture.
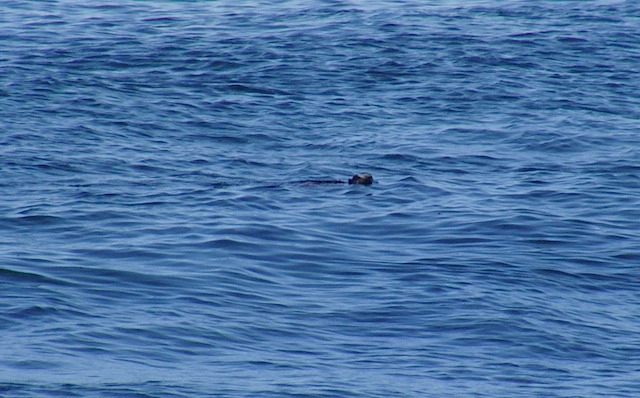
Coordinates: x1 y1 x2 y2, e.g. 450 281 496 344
1 0 640 397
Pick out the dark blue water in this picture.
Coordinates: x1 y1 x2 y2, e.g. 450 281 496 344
2 1 640 396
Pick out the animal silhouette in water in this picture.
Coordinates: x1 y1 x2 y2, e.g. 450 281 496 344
302 173 373 186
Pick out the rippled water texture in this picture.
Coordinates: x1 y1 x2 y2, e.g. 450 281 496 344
1 1 640 396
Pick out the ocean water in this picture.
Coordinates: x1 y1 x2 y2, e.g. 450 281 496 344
1 0 640 396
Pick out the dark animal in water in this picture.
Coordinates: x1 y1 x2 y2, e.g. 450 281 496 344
302 173 373 186
348 173 373 185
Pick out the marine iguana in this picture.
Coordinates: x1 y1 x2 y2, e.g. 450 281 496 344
302 173 373 186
